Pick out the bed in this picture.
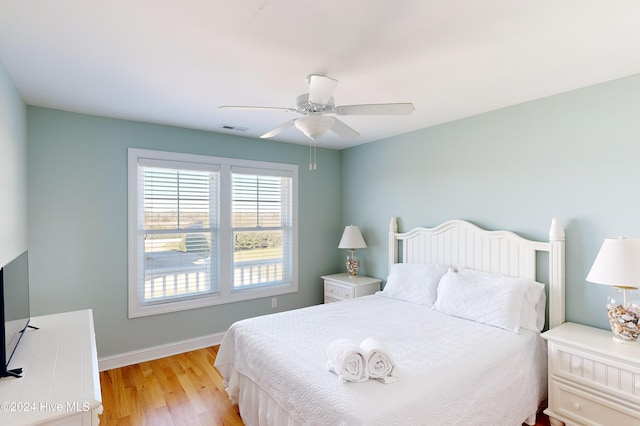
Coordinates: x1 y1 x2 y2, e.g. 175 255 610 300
215 218 566 425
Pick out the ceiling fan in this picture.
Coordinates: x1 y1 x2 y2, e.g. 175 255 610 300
219 75 414 169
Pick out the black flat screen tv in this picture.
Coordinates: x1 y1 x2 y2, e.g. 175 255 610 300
0 251 31 378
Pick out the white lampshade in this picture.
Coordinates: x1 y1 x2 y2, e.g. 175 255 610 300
586 238 640 289
338 225 367 250
295 116 335 141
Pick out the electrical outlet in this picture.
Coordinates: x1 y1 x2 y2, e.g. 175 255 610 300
271 297 277 308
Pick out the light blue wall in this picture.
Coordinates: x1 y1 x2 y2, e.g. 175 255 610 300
0 60 27 265
20 71 640 356
341 73 640 331
27 108 342 357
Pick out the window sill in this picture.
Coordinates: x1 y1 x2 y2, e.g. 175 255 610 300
128 282 298 318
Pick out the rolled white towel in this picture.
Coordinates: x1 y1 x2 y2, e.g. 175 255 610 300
360 337 397 383
327 338 368 383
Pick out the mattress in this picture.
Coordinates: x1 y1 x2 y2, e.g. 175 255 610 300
215 294 547 425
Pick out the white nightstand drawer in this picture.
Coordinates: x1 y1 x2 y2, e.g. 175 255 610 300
549 342 640 403
324 282 354 301
321 273 381 304
543 323 640 425
550 380 640 426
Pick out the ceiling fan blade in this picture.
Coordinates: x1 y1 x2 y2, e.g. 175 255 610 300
307 75 338 105
330 118 359 139
219 105 298 113
335 103 415 116
260 120 296 139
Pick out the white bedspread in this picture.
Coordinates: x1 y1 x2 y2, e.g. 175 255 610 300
215 294 547 426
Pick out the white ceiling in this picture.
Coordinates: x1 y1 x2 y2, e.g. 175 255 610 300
1 1 640 149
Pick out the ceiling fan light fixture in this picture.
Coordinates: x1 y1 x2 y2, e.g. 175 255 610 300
223 74 414 143
295 116 335 141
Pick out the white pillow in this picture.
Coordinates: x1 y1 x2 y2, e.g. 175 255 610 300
379 263 448 306
433 268 531 333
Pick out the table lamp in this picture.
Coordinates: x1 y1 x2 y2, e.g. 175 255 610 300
338 225 367 277
586 237 640 343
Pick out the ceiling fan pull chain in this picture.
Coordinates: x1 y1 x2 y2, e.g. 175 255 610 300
308 140 317 170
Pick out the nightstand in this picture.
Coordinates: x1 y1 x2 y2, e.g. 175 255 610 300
542 322 640 426
321 273 381 303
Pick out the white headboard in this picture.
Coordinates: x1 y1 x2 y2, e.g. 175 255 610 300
388 218 566 329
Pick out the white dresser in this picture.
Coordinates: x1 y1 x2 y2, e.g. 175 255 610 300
0 309 102 425
322 273 381 303
542 322 640 426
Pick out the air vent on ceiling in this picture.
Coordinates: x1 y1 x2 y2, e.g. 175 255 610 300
221 125 248 132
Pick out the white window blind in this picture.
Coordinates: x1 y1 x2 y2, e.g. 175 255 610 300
128 149 298 318
231 169 293 289
138 160 219 306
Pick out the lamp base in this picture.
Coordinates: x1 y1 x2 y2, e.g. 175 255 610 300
345 254 359 277
607 302 640 343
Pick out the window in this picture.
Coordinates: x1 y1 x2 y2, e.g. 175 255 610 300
128 149 297 318
231 170 294 289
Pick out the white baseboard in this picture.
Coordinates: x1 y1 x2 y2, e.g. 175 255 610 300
98 331 226 371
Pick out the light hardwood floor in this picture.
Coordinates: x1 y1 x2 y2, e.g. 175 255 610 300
99 346 243 425
99 346 550 426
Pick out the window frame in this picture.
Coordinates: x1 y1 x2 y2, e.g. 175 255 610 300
128 148 298 318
